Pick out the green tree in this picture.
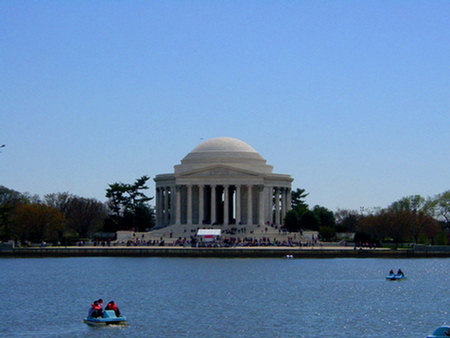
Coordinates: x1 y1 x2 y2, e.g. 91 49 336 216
389 195 428 214
319 226 336 242
0 186 25 205
429 190 450 228
105 183 128 221
283 188 309 232
0 204 14 241
299 210 319 230
435 231 448 245
105 176 154 231
283 210 300 232
0 186 27 241
291 188 309 215
312 205 336 229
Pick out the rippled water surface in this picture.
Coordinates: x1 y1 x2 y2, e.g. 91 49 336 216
0 257 448 338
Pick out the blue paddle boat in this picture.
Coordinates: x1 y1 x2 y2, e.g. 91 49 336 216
386 269 407 280
84 310 127 326
426 325 450 338
385 274 407 280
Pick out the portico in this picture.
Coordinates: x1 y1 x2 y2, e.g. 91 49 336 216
154 137 293 227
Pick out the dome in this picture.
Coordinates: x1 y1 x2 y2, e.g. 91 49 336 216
191 137 259 154
175 137 273 174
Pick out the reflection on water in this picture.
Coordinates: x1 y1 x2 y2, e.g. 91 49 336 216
0 257 448 338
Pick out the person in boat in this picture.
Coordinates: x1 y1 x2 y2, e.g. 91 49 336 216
105 300 121 317
397 269 404 276
98 299 105 315
88 300 103 318
389 269 394 275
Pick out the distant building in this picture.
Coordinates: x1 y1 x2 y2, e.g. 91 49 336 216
154 137 293 227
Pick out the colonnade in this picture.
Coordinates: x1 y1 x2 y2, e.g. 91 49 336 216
155 184 291 227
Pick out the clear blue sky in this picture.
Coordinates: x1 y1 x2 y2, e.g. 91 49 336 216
1 1 449 211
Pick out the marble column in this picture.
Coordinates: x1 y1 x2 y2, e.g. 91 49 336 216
235 185 241 225
275 187 280 226
158 187 164 225
281 188 287 224
229 186 234 223
247 185 253 225
198 184 204 225
287 188 292 211
223 184 229 225
258 185 265 225
170 185 176 224
211 185 216 224
155 188 160 226
164 187 169 225
160 188 164 225
187 184 192 224
266 186 273 224
175 186 181 225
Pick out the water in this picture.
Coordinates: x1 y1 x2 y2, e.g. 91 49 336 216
0 257 448 338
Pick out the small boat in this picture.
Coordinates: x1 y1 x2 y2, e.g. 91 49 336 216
426 325 450 337
386 270 407 280
83 310 127 326
386 274 407 280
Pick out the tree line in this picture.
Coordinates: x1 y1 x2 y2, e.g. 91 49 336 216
284 189 450 245
1 178 448 247
0 176 155 245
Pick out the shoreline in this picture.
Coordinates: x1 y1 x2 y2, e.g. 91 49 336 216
1 246 450 258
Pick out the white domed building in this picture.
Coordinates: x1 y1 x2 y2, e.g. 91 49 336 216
154 137 293 228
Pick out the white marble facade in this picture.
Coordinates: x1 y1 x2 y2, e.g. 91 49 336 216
154 137 293 227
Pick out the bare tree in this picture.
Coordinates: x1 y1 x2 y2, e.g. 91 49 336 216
44 193 107 238
65 197 107 238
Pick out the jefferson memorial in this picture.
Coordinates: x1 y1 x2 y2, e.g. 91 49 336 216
154 137 293 228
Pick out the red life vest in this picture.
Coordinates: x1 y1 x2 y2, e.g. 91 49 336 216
106 303 118 311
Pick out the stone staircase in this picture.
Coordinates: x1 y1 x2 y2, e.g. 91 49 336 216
116 223 314 245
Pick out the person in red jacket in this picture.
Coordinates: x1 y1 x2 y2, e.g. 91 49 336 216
88 301 103 318
105 300 121 317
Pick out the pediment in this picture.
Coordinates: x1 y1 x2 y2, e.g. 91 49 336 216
179 165 260 178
